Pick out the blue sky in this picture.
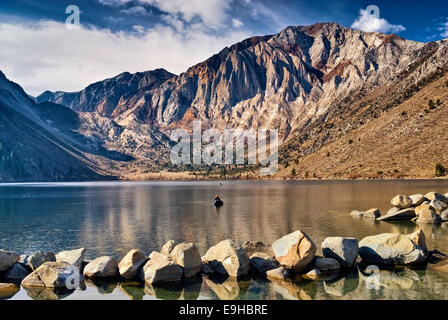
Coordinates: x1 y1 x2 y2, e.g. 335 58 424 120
0 0 447 95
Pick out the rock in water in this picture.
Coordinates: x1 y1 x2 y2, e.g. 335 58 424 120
203 239 250 277
160 240 177 256
169 243 202 278
4 263 30 279
364 208 381 219
22 261 83 289
358 233 426 266
118 249 147 280
350 211 364 217
302 268 321 281
315 257 340 272
0 249 20 273
83 256 119 278
409 194 426 206
266 267 290 281
249 252 279 273
407 229 427 252
429 199 448 214
376 208 416 221
425 192 448 203
391 195 413 209
416 207 442 224
142 252 183 284
28 251 56 271
272 230 316 272
55 248 86 269
441 209 448 221
321 237 358 267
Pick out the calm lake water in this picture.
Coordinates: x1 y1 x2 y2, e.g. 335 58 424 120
1 180 448 300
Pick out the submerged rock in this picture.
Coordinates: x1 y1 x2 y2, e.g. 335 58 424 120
83 256 119 278
249 252 278 273
363 208 381 219
358 233 426 266
391 195 413 209
28 251 56 271
22 261 83 289
377 208 416 221
55 248 86 269
350 210 364 217
321 237 358 267
118 249 147 280
272 230 316 272
169 243 202 278
142 252 183 284
203 239 250 277
0 249 20 273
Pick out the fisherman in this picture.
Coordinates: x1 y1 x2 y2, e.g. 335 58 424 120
213 194 223 207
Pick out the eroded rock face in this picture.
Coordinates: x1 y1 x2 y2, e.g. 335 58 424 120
249 252 279 273
391 195 413 209
83 256 119 278
169 243 202 278
28 251 56 271
118 249 147 280
321 237 358 267
22 261 83 289
358 233 426 266
203 239 250 277
272 230 316 272
142 252 183 284
0 250 20 273
55 248 86 269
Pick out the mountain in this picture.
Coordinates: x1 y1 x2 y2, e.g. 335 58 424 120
6 23 448 180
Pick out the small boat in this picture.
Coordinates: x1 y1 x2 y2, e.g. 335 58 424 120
213 199 224 207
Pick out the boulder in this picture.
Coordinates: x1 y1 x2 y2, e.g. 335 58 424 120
83 256 119 278
249 252 279 273
55 248 86 269
358 233 426 265
441 209 448 221
242 241 274 257
266 267 290 281
425 192 448 203
0 283 20 299
429 199 448 214
416 206 441 224
364 208 381 219
409 194 426 206
272 230 316 272
415 203 433 216
302 268 321 281
315 257 340 272
141 252 183 284
376 208 416 221
350 210 364 217
321 237 358 267
169 243 202 278
203 239 250 277
160 240 177 256
28 251 56 271
391 195 413 209
118 249 147 280
407 229 427 252
22 261 83 289
0 249 20 273
201 263 214 275
4 262 30 279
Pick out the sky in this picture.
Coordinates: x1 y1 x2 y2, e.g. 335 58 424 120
0 0 447 96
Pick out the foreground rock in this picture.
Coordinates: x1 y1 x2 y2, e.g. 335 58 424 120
429 199 448 214
425 192 448 203
22 261 83 289
391 195 413 209
142 252 183 284
407 229 427 252
322 237 358 267
249 252 279 273
0 283 20 299
272 230 316 272
0 249 20 273
28 251 56 271
416 205 441 224
363 208 381 219
83 256 119 278
4 263 30 279
161 240 177 256
358 233 426 266
203 239 250 277
409 194 426 206
169 243 202 278
118 249 147 280
55 248 86 269
266 267 290 281
315 257 340 272
376 208 416 221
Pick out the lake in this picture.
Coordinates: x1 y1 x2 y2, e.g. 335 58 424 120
1 180 448 300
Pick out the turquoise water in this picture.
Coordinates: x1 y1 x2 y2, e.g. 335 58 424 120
1 180 448 300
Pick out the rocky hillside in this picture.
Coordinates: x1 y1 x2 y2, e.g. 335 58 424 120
5 23 448 181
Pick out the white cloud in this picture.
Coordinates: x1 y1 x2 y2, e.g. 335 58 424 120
0 20 249 96
351 9 406 34
121 5 151 16
442 21 448 38
232 18 243 28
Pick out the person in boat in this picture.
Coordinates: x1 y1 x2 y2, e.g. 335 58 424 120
213 194 223 206
214 194 221 202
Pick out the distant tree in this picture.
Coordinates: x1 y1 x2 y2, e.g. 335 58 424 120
435 163 447 177
428 100 436 109
291 168 296 176
436 99 441 106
